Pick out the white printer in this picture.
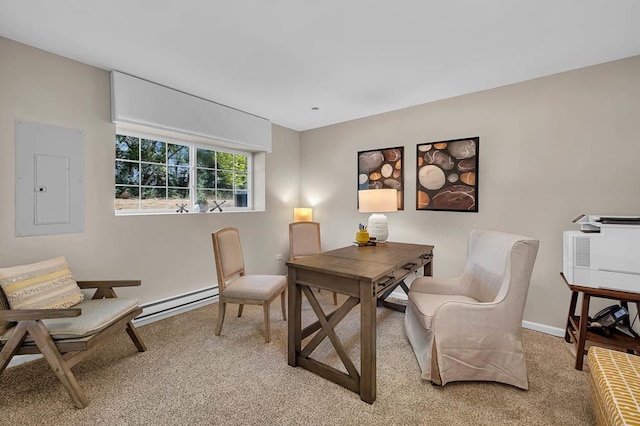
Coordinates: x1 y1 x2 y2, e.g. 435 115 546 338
563 214 640 293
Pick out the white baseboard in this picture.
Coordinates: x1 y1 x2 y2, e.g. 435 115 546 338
521 320 565 337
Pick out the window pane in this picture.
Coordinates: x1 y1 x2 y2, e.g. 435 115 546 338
216 190 234 201
234 173 248 190
141 139 166 163
141 187 167 209
168 144 189 165
116 161 139 185
168 166 189 187
197 189 215 204
141 164 167 186
197 148 216 168
234 154 248 172
115 186 139 210
168 189 189 205
217 170 233 189
116 135 139 160
235 191 248 208
197 169 216 189
217 152 233 170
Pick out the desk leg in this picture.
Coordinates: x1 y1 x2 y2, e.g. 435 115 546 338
360 280 376 404
575 293 590 370
288 267 301 367
424 257 433 278
565 290 579 343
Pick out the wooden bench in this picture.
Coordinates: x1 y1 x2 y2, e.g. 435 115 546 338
588 346 640 425
0 280 147 408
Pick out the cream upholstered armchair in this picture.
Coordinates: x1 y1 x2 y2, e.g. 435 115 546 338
404 230 539 389
212 227 286 343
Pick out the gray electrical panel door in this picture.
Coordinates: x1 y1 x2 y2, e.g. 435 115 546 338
15 120 85 236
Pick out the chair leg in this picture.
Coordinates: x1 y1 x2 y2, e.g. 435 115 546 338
280 290 287 321
215 302 226 336
263 302 271 343
0 322 28 374
125 321 147 352
333 292 338 305
28 320 89 408
238 304 244 317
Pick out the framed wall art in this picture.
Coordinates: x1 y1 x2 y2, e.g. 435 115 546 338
357 146 404 210
416 137 479 212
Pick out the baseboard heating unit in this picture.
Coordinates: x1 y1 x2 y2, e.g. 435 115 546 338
133 286 219 327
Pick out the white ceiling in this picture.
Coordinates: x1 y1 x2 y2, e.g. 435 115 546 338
1 1 640 131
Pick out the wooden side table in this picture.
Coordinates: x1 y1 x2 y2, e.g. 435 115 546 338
561 272 640 370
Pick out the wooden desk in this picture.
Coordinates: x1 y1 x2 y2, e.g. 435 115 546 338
561 272 640 370
287 242 433 404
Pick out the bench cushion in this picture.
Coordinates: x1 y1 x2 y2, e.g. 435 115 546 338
0 298 140 341
588 346 640 426
0 256 83 310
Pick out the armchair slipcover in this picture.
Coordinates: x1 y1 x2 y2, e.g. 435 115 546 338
404 230 539 389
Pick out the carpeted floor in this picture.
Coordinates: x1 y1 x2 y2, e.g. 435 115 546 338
0 291 595 425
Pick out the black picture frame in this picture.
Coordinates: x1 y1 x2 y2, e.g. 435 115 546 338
416 137 479 212
357 146 404 210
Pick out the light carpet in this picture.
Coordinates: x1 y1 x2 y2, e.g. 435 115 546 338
0 291 595 425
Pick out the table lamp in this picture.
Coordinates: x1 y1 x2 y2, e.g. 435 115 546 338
358 189 398 243
293 207 313 222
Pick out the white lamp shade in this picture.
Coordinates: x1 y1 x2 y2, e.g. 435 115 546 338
358 189 398 242
358 189 398 213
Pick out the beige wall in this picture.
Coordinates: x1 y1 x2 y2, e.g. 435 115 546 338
3 35 639 332
0 38 299 303
299 55 640 330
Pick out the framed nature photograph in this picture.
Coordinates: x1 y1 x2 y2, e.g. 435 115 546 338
357 146 404 210
416 137 479 212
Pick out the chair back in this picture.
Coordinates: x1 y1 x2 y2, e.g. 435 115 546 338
462 230 539 307
212 227 246 292
289 221 322 260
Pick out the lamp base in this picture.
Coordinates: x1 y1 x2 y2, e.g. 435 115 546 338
367 213 389 243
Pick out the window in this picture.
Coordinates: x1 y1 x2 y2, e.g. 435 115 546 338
115 132 251 213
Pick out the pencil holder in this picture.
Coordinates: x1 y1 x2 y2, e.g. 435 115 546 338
356 230 370 244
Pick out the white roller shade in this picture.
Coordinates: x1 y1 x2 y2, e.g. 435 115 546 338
110 71 271 152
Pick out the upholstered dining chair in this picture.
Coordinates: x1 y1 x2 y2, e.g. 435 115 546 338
212 227 287 343
404 230 539 389
289 221 338 305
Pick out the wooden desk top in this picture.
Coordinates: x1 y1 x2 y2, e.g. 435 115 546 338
287 242 433 283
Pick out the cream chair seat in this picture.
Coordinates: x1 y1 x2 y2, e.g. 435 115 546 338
212 227 286 343
404 230 539 389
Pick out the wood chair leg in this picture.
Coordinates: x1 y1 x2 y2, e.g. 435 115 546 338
125 322 147 352
281 290 287 321
0 322 29 374
238 304 244 317
215 302 226 336
263 302 271 343
28 320 89 408
333 292 338 305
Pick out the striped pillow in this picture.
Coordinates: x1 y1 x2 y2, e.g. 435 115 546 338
0 257 83 310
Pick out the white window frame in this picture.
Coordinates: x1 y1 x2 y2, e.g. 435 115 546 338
115 129 253 215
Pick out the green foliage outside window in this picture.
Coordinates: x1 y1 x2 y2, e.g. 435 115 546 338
115 134 250 211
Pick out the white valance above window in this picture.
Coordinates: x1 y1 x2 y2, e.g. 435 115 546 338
110 71 272 153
